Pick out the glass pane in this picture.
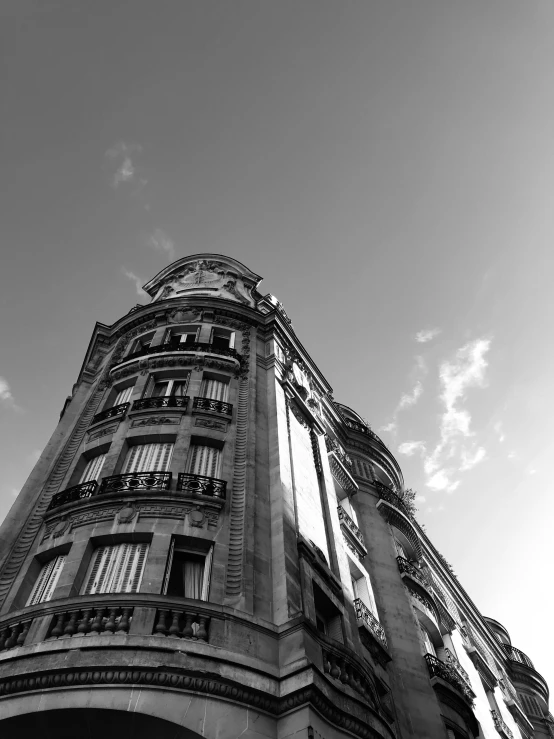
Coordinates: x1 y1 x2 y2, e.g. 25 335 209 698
152 382 168 397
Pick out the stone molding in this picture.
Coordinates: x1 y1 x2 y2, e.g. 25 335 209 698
0 667 395 739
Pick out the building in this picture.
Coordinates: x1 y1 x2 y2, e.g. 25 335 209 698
0 254 550 739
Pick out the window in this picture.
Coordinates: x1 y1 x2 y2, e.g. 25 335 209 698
200 376 229 402
83 543 148 594
26 555 66 605
313 582 343 642
211 328 235 351
166 327 199 347
80 453 107 483
420 624 436 656
163 541 213 600
123 442 173 473
114 386 133 406
188 443 221 478
131 333 154 354
148 377 189 398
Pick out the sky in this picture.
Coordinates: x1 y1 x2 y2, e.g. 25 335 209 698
1 0 554 693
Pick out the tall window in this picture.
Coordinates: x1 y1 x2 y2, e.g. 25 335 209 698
211 328 235 351
80 453 107 483
188 443 221 478
123 443 173 473
131 333 154 354
163 541 213 600
83 543 149 594
420 624 436 656
114 386 133 406
200 377 228 402
148 377 189 398
26 555 66 606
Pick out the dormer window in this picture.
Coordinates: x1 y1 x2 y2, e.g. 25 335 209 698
211 328 235 351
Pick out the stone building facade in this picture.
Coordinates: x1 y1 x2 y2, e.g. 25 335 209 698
0 254 550 739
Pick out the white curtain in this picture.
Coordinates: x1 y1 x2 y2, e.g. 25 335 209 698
183 559 204 599
123 443 173 473
200 379 228 402
83 543 149 594
27 555 66 606
80 454 107 484
188 444 220 477
114 386 133 405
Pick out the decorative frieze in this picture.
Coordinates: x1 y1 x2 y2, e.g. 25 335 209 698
194 417 228 432
130 415 181 427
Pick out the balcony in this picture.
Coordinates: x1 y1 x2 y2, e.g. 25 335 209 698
131 396 189 412
375 482 421 559
396 556 428 588
119 341 242 366
491 709 514 739
424 653 475 705
177 472 227 500
502 643 549 707
90 402 129 426
47 480 98 511
337 505 367 559
354 598 389 654
192 397 233 416
99 471 172 494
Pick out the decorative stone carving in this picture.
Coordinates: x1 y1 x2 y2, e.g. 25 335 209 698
51 518 69 539
195 418 228 432
117 504 137 524
154 260 254 307
289 401 310 429
167 308 202 324
87 424 118 442
130 416 180 427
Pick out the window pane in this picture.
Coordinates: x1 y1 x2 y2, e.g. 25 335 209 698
151 382 169 397
80 454 106 483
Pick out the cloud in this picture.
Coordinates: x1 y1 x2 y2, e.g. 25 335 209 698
460 446 486 471
423 337 491 491
415 494 426 504
493 420 505 443
507 451 516 460
398 440 426 456
122 268 148 298
415 328 442 343
398 381 423 410
149 228 176 261
0 377 14 404
105 142 145 189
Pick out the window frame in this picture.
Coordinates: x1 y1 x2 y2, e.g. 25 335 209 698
26 554 66 606
162 539 213 601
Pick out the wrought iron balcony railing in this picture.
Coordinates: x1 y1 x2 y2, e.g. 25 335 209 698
337 505 367 557
444 647 471 684
99 471 172 494
354 598 388 649
47 480 98 511
123 342 241 364
491 709 514 739
502 644 534 669
131 396 189 412
177 472 227 499
90 402 129 426
396 556 428 587
424 653 475 704
374 481 413 519
193 396 233 415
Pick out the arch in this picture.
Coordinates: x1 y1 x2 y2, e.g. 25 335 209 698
0 688 274 739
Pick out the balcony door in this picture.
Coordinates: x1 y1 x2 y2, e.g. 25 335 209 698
123 443 173 473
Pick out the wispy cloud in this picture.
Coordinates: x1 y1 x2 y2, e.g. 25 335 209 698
105 142 146 190
493 420 505 443
398 440 426 457
149 228 176 261
423 338 491 491
380 356 427 435
122 268 148 298
415 327 442 343
0 376 20 411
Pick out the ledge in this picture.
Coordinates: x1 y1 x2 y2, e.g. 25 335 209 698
375 498 421 559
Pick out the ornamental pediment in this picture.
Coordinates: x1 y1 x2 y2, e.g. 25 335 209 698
143 254 262 307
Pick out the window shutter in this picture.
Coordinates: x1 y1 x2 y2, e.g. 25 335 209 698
27 555 66 606
189 445 220 477
201 547 213 601
114 386 133 405
124 443 173 473
327 615 343 642
201 379 227 401
125 543 149 592
80 453 107 484
84 544 149 594
162 539 176 595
